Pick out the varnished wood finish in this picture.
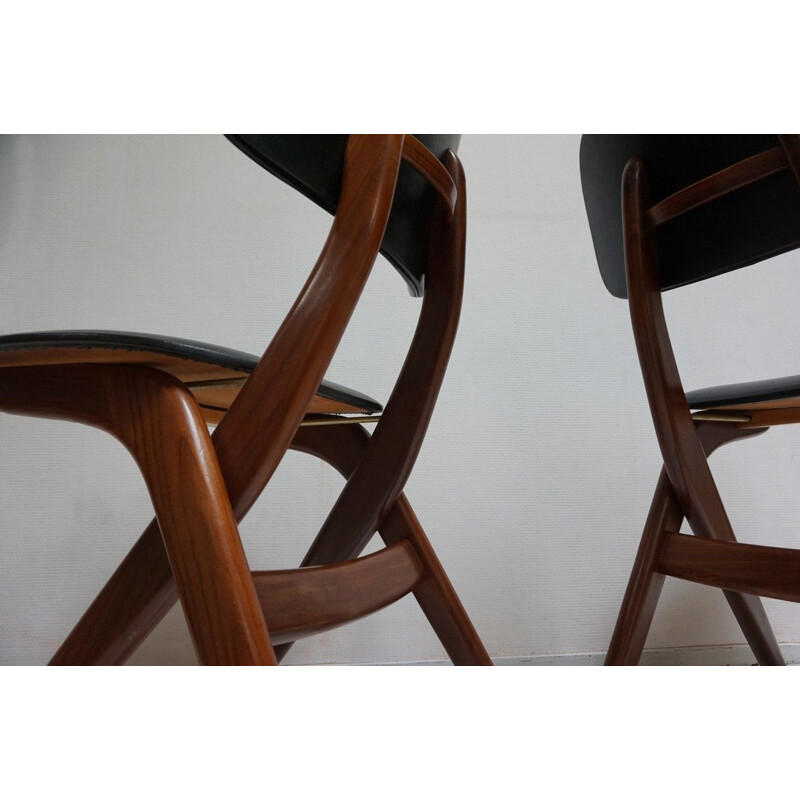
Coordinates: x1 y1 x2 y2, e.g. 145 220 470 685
0 364 275 665
253 541 424 644
268 151 491 665
709 405 800 428
210 135 405 521
37 136 490 666
49 517 177 665
402 135 458 216
604 421 767 665
0 346 377 420
299 151 467 567
281 423 493 665
647 146 788 227
49 134 406 666
659 532 800 603
380 495 492 665
615 156 784 665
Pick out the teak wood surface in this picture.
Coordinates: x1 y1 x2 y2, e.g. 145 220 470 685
606 135 800 665
1 134 490 666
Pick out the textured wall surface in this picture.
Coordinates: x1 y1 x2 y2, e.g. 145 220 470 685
2 134 800 665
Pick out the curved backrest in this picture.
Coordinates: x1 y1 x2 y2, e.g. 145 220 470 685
580 134 800 298
226 134 460 297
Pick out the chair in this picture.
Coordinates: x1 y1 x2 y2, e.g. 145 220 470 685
0 134 491 666
581 134 800 666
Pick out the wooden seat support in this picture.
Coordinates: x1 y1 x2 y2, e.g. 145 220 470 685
21 134 491 666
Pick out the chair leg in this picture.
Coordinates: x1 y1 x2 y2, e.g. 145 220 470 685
604 467 678 665
272 424 491 664
380 496 492 665
0 364 275 666
606 421 783 665
720 589 783 665
50 520 176 665
52 423 489 666
115 370 275 665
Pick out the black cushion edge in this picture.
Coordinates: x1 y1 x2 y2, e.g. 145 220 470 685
0 331 382 414
686 374 800 409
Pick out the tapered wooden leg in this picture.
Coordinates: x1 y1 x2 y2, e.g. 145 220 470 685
604 467 679 665
719 593 783 664
50 520 176 665
379 496 492 665
1 364 275 665
606 421 782 665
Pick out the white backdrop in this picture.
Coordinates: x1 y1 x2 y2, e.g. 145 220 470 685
2 134 800 665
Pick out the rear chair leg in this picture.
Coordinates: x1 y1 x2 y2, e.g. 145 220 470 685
380 496 492 665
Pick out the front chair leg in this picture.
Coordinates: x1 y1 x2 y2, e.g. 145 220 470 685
1 364 275 666
606 421 773 666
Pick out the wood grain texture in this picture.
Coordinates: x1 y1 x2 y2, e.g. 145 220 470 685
299 150 467 567
402 135 458 216
253 541 424 644
659 532 800 603
284 423 492 665
272 151 491 665
43 137 489 666
0 346 377 418
0 364 274 665
211 135 404 521
605 421 767 665
616 156 783 665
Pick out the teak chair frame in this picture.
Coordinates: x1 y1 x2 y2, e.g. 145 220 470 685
606 134 800 665
0 134 491 666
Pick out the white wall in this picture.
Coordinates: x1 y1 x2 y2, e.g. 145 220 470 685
2 134 800 665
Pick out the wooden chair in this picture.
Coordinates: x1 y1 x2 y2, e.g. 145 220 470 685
0 134 492 666
581 134 800 665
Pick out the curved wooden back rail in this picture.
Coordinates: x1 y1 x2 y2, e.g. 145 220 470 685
297 151 465 567
646 146 789 226
39 134 490 666
402 135 458 217
602 135 800 665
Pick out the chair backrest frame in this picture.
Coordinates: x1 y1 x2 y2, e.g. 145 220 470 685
581 134 800 298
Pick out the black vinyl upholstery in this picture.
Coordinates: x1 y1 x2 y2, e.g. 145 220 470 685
226 134 461 297
686 375 800 410
580 135 800 298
